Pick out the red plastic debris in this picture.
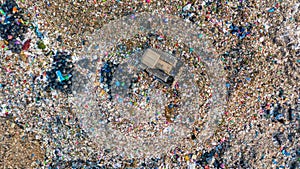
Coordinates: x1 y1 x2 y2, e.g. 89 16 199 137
22 39 31 50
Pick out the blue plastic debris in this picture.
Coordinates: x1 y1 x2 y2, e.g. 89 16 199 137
275 114 284 120
268 7 276 12
35 25 44 39
282 149 291 156
3 15 11 25
272 159 278 164
56 71 64 82
226 83 230 88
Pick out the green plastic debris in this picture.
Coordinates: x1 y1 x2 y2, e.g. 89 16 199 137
0 9 6 15
37 41 46 49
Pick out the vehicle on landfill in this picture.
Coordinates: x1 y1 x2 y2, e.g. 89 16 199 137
139 48 183 85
